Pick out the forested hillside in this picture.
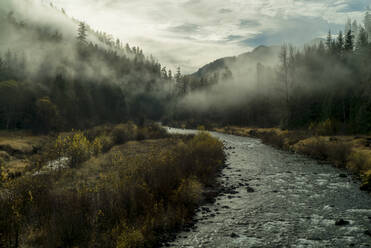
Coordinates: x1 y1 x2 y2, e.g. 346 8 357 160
1 0 371 136
0 0 179 133
171 14 371 134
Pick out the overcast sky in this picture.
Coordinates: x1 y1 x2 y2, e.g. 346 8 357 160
52 0 370 73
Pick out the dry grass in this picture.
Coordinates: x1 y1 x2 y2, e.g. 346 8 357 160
0 131 225 248
56 138 179 189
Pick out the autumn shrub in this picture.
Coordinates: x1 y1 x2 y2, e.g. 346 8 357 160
112 123 137 144
197 125 206 131
260 131 285 148
84 124 114 141
172 178 203 210
174 132 225 186
0 132 225 248
325 142 352 167
347 150 371 172
97 135 114 153
308 119 338 136
137 123 168 140
116 222 146 248
296 138 352 167
54 131 102 168
361 170 371 191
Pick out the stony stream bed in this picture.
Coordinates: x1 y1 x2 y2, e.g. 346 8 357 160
166 128 371 248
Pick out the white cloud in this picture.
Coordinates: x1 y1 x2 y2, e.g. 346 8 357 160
52 0 369 73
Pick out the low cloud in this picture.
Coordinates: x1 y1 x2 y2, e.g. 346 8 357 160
51 0 369 73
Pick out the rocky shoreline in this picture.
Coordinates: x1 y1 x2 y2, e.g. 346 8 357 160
214 126 371 192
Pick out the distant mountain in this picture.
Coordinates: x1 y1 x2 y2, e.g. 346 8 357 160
191 45 281 80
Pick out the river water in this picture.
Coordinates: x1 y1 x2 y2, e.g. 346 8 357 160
166 128 371 248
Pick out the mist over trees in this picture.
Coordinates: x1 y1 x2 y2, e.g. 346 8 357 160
169 11 371 134
1 0 371 135
0 0 177 133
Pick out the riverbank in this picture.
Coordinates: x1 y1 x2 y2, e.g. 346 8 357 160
0 124 225 247
214 126 371 192
169 128 371 247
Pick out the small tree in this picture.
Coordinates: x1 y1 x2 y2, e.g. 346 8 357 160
77 22 87 44
356 26 369 50
344 30 354 51
175 67 182 82
336 31 344 54
326 30 333 50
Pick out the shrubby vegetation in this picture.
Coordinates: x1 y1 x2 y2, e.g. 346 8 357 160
0 129 225 247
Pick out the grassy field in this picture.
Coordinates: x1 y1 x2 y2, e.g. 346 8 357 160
215 126 371 192
0 123 225 247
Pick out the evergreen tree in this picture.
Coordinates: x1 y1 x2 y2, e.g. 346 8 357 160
326 30 333 50
356 26 369 50
344 30 354 51
336 31 344 54
175 67 182 82
77 22 87 43
365 10 371 42
168 69 173 80
161 67 168 79
345 18 352 34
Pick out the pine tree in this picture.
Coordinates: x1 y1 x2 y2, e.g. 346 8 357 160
365 10 371 42
336 31 344 54
161 67 168 79
326 30 333 50
168 69 173 80
356 26 369 50
77 22 87 44
175 67 182 82
345 18 352 34
344 30 354 51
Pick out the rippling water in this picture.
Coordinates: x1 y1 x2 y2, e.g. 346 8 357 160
166 128 371 248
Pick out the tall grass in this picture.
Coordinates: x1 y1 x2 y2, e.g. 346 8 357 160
0 132 225 247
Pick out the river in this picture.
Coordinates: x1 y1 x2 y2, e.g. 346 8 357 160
165 127 371 248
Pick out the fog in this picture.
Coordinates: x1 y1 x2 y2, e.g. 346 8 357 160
51 0 368 73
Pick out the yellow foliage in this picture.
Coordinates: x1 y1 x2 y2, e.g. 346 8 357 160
308 119 336 135
347 150 371 172
197 125 206 131
116 222 145 248
173 178 202 207
54 131 102 168
361 170 371 190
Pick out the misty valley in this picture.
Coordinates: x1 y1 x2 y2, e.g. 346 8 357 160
0 0 371 247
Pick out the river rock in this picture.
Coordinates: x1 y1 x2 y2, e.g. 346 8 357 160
335 219 350 226
339 173 347 178
230 233 239 238
246 186 255 193
364 230 371 237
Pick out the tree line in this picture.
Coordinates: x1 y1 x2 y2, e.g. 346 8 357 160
169 11 371 134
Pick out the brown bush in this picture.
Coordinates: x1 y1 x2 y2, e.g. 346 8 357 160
297 138 351 167
260 131 285 149
112 123 137 145
0 131 225 248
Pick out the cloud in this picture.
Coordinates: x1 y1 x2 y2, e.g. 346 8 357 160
219 8 232 14
239 19 261 28
241 16 343 47
51 0 369 73
169 23 200 34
